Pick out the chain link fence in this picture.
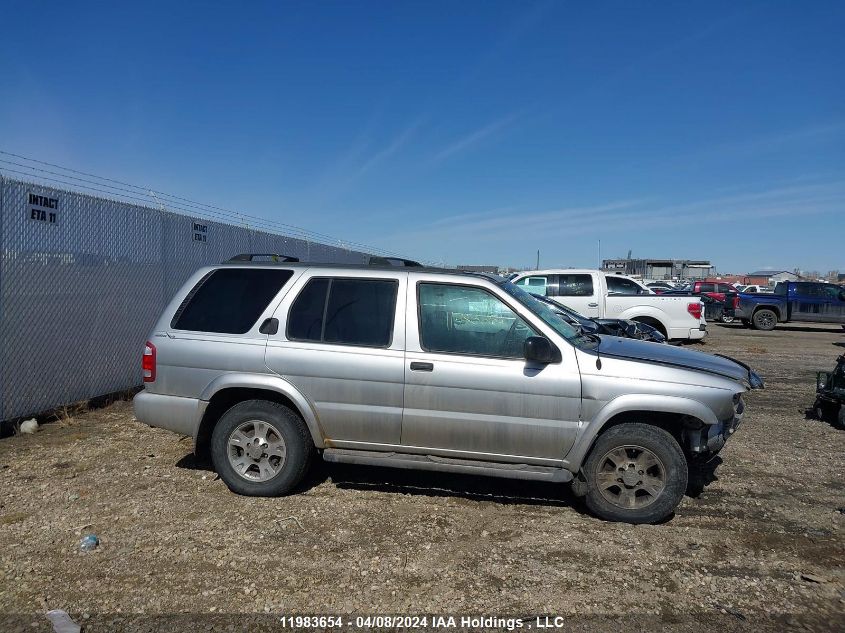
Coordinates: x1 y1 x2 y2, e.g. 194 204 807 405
0 174 375 421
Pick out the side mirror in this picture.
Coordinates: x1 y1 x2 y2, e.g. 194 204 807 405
524 336 561 364
817 371 831 391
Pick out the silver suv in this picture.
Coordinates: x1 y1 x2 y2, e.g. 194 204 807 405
135 257 763 523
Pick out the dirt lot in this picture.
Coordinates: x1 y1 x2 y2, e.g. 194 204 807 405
1 323 843 632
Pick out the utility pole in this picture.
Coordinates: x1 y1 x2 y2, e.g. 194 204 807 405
597 240 601 269
536 249 540 270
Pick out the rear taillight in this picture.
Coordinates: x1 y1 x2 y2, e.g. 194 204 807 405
142 341 156 382
687 302 703 320
733 295 740 309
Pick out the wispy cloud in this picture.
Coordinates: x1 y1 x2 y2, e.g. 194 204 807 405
386 180 845 250
431 113 521 164
355 117 426 178
697 120 845 160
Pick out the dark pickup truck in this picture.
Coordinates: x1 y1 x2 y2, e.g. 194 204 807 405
735 281 845 330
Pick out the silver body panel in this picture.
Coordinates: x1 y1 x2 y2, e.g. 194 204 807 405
134 262 753 476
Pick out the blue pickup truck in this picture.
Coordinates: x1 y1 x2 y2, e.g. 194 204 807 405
735 282 845 330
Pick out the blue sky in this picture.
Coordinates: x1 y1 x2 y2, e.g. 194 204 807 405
1 1 843 272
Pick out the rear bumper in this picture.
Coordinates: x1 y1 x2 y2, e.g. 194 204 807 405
687 325 707 340
667 323 707 341
133 390 207 439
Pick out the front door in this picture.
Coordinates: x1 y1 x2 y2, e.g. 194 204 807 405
402 276 582 463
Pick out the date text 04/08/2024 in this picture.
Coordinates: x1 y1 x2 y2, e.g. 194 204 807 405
278 615 572 629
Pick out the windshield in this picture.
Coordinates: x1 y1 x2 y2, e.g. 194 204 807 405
500 281 591 344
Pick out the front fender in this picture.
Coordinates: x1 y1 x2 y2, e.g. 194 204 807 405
562 393 718 471
199 373 326 448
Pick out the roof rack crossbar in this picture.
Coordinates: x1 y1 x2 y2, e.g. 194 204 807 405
226 253 300 263
367 256 423 268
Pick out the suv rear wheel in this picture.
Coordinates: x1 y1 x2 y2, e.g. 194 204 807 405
211 400 312 496
582 423 687 524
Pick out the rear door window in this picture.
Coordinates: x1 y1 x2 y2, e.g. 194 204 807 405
557 274 593 297
287 277 398 347
171 268 293 334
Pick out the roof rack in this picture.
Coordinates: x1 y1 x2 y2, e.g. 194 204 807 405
224 253 424 268
226 253 300 263
367 256 423 267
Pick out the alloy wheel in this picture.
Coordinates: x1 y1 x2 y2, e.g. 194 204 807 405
227 419 287 482
595 445 666 509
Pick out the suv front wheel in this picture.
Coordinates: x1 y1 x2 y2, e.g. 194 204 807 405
582 423 687 524
211 400 313 496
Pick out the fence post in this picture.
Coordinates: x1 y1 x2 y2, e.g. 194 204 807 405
0 174 5 420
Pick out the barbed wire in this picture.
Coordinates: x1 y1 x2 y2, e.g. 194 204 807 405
0 150 408 259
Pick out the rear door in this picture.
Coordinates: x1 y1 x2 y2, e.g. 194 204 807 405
790 283 829 322
552 273 598 317
265 271 406 445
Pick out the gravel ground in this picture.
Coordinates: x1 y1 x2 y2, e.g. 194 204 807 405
1 323 843 632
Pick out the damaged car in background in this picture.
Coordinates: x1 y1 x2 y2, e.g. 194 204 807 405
532 294 666 343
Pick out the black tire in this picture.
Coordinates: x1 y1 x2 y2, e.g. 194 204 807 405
211 399 313 496
582 423 687 524
837 406 845 430
751 308 777 331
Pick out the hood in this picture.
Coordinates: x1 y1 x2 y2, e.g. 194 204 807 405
596 336 764 388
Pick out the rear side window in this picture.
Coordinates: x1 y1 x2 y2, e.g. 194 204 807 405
286 278 329 341
171 268 293 334
557 274 593 297
287 278 398 347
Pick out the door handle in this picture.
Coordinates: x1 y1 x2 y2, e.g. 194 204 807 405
588 302 599 308
410 362 434 372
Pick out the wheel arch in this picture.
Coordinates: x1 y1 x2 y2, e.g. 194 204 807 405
629 315 668 338
195 374 325 459
563 394 716 472
751 303 783 320
616 306 670 335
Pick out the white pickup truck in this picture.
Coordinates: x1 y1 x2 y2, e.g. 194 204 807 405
511 269 706 342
